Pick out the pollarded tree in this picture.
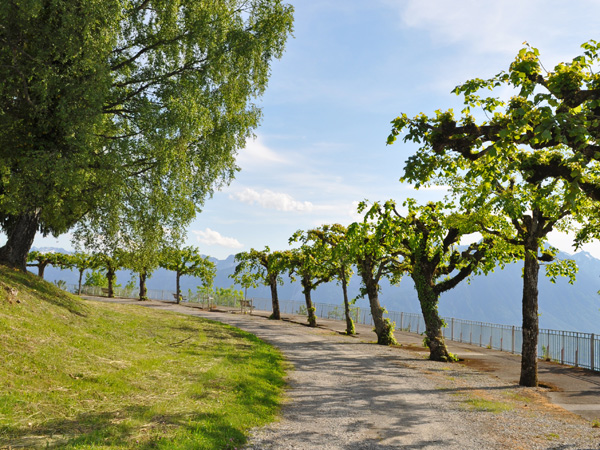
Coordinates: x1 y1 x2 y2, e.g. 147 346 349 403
95 250 127 298
160 246 215 304
305 224 356 335
67 252 99 295
0 0 294 270
365 199 507 361
231 248 291 320
388 43 584 386
26 251 72 279
346 206 405 346
288 231 336 327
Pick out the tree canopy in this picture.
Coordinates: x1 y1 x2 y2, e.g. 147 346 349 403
388 42 589 386
160 246 215 304
0 0 294 269
231 247 291 320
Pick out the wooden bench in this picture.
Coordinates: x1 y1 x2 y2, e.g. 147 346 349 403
240 299 254 314
172 293 187 302
101 287 110 296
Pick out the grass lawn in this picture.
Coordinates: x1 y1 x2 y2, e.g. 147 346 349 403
0 266 286 449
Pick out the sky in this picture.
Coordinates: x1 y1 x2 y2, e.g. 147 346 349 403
32 0 600 259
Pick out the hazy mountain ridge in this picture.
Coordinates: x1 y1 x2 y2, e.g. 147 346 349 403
35 248 600 334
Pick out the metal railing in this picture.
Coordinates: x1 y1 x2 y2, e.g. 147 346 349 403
70 284 600 372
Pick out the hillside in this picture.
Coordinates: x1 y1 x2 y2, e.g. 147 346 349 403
40 249 600 334
0 266 285 449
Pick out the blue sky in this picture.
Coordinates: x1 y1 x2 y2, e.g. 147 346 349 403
33 0 600 259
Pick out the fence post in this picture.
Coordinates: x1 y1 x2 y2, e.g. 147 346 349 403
590 333 596 370
511 326 515 354
561 331 565 365
451 318 454 341
400 312 404 331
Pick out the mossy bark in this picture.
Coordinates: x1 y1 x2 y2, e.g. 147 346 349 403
341 270 355 335
302 278 317 327
361 269 396 345
175 272 181 304
413 270 453 362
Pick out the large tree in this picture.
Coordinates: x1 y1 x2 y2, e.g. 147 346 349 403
288 231 336 327
364 199 505 361
231 248 290 320
346 208 404 346
305 224 356 335
95 250 126 298
0 0 294 270
160 246 215 304
388 43 583 386
67 252 99 295
26 251 71 279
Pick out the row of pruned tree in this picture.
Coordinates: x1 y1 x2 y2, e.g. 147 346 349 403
27 246 215 303
234 41 600 388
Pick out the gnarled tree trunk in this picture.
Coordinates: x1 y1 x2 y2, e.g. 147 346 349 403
360 269 396 345
139 270 148 301
302 277 317 327
413 271 453 361
0 212 40 271
341 270 355 335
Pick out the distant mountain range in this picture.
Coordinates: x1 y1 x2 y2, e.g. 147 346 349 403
34 247 600 334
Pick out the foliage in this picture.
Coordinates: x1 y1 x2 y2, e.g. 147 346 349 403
26 251 72 278
0 266 286 449
288 231 337 327
52 280 67 290
194 285 244 308
363 198 505 361
160 246 215 303
0 0 294 269
387 42 590 385
83 269 109 288
232 248 290 289
231 247 291 320
305 224 357 335
345 207 406 345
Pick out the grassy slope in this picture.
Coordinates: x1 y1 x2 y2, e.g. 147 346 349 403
0 266 286 449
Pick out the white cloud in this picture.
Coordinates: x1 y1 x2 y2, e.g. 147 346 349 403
230 188 314 212
236 135 289 167
389 0 599 58
191 228 244 249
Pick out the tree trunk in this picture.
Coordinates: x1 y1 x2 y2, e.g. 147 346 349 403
361 270 396 345
302 277 317 327
38 261 48 279
78 269 84 295
139 270 148 301
107 268 115 298
0 212 40 271
269 277 281 320
520 238 540 387
176 272 181 304
413 273 453 361
341 270 355 335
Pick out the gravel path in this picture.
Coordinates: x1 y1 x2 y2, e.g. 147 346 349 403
109 301 600 449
